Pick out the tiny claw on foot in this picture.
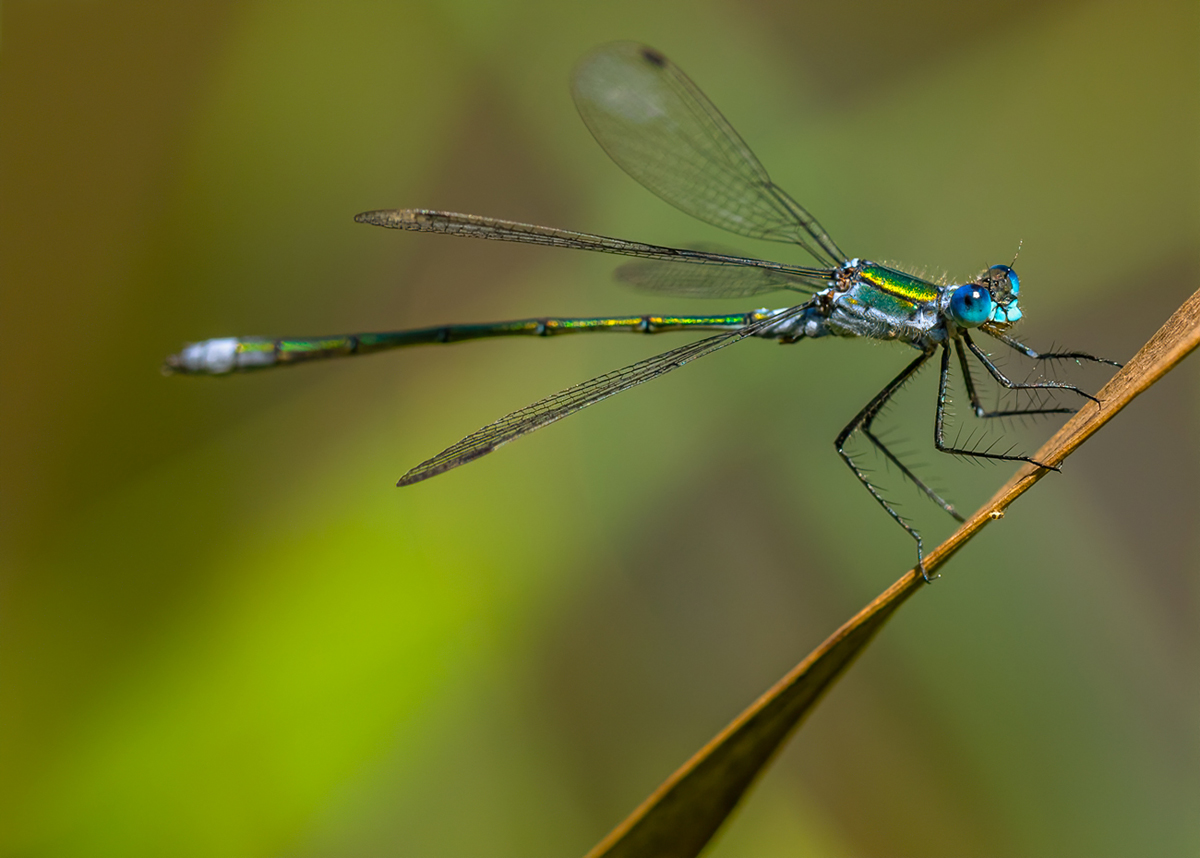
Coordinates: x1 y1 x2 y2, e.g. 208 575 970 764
1030 458 1061 473
916 543 939 584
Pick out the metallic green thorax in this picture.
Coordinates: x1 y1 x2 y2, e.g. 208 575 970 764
813 261 944 344
856 262 940 308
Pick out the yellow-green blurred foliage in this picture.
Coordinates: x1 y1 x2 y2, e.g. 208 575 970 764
2 1 1198 856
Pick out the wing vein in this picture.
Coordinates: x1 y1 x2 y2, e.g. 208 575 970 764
397 303 810 485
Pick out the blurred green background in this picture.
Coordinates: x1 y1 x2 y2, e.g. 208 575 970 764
2 1 1198 856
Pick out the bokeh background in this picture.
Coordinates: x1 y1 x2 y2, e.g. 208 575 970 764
2 1 1198 856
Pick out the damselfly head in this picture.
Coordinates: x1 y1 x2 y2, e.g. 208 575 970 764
977 264 1023 325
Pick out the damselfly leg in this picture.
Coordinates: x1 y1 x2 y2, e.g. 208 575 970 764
953 339 1076 419
836 348 951 580
988 331 1123 368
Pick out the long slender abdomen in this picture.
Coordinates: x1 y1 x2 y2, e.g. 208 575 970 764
163 312 770 375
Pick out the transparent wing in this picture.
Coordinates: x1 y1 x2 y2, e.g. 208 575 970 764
355 209 831 280
397 304 808 486
571 41 846 267
615 259 819 298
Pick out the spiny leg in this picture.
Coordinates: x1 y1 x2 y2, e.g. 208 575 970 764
964 332 1101 408
953 338 1074 419
986 330 1122 368
935 342 1060 472
861 424 964 521
836 348 949 580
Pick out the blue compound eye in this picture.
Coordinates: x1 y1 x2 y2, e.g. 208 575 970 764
949 284 993 327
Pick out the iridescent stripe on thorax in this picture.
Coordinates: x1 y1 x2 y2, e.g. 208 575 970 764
855 262 941 307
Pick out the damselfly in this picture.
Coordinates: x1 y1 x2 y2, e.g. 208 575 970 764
166 42 1118 577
